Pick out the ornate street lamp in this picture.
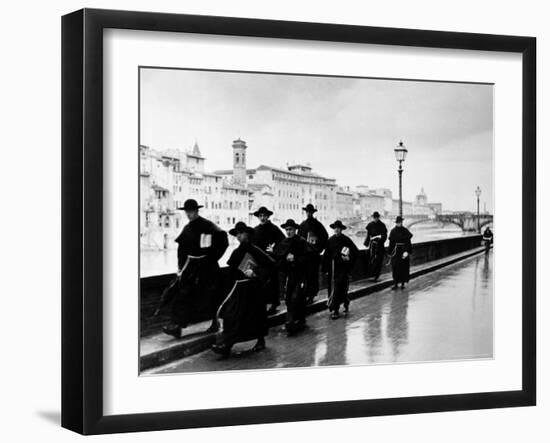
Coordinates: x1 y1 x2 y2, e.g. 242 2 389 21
394 140 408 217
475 186 482 232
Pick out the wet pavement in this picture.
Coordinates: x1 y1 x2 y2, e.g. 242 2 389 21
151 251 493 374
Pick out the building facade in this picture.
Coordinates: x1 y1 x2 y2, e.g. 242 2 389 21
336 187 355 220
140 142 250 250
140 139 445 251
388 187 443 218
216 163 339 226
392 199 414 216
353 191 386 219
372 188 394 216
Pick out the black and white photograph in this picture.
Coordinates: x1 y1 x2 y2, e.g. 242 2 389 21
139 67 494 375
0 0 544 439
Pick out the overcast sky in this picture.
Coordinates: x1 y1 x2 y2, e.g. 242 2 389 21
140 68 493 212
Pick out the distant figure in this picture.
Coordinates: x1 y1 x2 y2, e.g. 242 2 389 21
160 199 229 338
298 204 329 304
212 222 275 358
482 227 493 254
252 206 285 315
363 211 388 281
274 219 310 336
388 216 413 289
323 220 359 319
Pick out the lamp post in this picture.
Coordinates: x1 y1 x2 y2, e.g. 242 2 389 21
394 140 408 217
475 186 481 232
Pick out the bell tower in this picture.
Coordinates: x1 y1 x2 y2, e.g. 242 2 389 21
415 187 428 206
232 138 247 186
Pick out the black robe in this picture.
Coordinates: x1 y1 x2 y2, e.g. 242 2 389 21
168 216 228 326
298 217 328 301
253 221 285 251
388 226 413 284
217 242 275 345
273 235 310 327
363 220 388 279
298 216 329 252
482 229 493 243
322 234 359 312
253 221 285 306
175 216 228 269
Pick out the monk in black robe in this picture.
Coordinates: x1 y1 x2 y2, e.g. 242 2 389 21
274 219 310 335
482 227 493 254
252 206 285 314
298 204 328 304
161 199 228 338
212 222 275 357
363 211 388 281
388 216 413 289
323 220 359 319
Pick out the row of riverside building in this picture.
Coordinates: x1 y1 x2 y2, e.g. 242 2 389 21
139 139 442 250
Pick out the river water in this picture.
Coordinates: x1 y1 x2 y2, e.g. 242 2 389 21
140 221 466 278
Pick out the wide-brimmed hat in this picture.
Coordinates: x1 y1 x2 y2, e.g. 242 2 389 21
253 206 273 217
395 216 404 223
281 219 300 229
178 199 203 211
372 211 381 218
329 220 347 230
229 221 254 236
302 203 318 213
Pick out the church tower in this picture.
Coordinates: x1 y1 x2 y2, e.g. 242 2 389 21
415 187 428 206
232 138 247 186
185 140 205 173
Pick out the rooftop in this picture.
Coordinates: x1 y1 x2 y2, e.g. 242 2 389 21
287 164 312 172
248 183 272 190
232 138 247 148
192 141 202 157
151 184 169 192
256 164 335 181
214 168 257 175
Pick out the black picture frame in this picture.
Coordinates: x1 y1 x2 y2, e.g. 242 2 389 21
62 8 536 435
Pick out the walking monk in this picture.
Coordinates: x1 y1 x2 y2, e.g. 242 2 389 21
363 211 387 281
252 206 285 314
212 222 275 358
298 204 328 304
323 220 359 319
388 216 413 289
159 199 229 338
274 219 310 336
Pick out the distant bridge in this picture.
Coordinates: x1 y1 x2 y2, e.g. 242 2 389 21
405 213 493 232
334 213 493 234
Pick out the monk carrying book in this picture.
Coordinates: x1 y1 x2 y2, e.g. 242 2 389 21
212 222 275 358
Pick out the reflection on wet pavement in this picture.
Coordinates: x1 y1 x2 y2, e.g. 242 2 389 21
153 252 493 374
